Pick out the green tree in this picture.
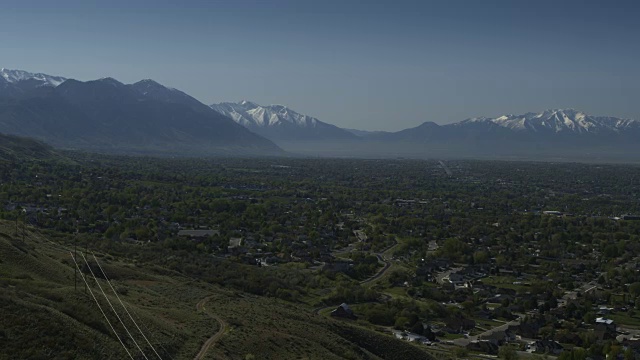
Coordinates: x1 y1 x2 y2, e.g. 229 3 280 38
499 346 519 360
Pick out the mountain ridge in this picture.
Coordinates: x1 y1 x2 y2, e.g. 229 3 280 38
210 100 357 142
2 67 639 160
0 69 283 156
454 109 640 135
0 68 67 87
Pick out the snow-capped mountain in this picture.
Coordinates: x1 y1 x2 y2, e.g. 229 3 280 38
0 68 67 87
210 101 356 141
455 109 640 135
0 72 283 156
355 108 640 160
212 100 320 128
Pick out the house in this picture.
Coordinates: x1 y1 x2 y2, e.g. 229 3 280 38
526 340 563 355
621 337 640 350
392 330 428 343
467 340 499 355
622 215 640 221
228 237 247 255
228 237 243 248
597 305 613 315
331 303 357 320
479 329 515 346
595 317 617 341
446 273 465 285
444 317 476 333
177 229 220 239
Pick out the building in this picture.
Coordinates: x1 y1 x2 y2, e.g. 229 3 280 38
331 303 357 320
595 317 616 340
177 229 220 239
526 340 564 355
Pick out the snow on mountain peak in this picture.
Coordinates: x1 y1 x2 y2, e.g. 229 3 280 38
211 101 319 128
97 77 124 86
467 109 638 134
239 100 259 107
0 68 67 87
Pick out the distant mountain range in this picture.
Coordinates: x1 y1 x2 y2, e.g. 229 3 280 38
210 101 356 142
343 109 640 161
366 109 640 141
0 69 282 156
1 68 639 161
211 100 640 160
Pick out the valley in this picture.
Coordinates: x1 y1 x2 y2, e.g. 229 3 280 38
2 145 640 358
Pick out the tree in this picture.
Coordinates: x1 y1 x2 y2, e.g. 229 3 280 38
499 346 519 360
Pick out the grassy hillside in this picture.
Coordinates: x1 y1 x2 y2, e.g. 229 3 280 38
0 132 61 162
0 221 434 359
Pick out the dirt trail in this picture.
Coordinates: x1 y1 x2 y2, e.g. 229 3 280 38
194 296 227 360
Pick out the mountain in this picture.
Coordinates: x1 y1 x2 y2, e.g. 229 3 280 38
210 101 357 142
453 109 640 136
0 68 67 99
353 109 640 161
0 68 67 87
378 109 640 143
0 70 283 156
129 79 213 113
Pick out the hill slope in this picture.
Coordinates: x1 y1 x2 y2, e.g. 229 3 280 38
0 132 62 162
0 221 434 359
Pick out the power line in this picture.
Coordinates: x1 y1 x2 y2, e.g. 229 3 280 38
80 252 150 360
92 252 163 360
69 252 134 360
26 224 171 359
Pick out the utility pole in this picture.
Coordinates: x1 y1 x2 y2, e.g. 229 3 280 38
22 209 26 243
77 219 87 296
74 221 77 293
85 237 88 296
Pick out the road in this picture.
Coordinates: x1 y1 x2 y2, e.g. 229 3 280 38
194 296 228 360
359 239 399 285
439 160 453 177
452 318 521 347
313 240 399 314
359 254 391 285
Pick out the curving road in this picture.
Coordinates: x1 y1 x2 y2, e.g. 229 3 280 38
194 296 227 360
314 240 399 315
359 254 391 285
359 239 399 285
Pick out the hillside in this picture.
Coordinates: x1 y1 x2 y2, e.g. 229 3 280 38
0 132 61 162
0 220 434 359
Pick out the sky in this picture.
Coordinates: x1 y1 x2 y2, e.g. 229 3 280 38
1 0 640 131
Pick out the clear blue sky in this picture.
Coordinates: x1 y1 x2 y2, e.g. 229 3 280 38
2 0 639 131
